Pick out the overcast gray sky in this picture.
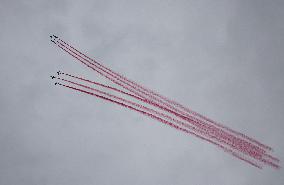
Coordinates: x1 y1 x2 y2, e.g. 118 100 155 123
1 0 284 184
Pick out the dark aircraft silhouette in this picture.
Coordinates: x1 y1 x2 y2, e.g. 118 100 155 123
50 75 56 79
57 71 61 75
50 35 58 39
50 35 58 44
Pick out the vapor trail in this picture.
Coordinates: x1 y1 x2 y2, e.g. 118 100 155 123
55 73 279 169
55 40 270 157
56 81 264 169
58 38 271 151
50 35 279 169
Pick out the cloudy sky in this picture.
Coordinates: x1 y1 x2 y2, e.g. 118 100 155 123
1 0 284 184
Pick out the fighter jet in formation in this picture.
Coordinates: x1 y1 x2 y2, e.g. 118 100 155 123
50 34 58 44
50 71 61 85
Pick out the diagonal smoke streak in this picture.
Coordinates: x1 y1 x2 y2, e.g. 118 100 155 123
55 39 270 157
56 81 264 169
58 38 272 151
55 40 269 157
56 73 278 169
56 43 277 168
50 35 280 169
58 72 277 167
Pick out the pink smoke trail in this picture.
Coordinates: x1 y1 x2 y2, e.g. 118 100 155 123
55 74 279 169
55 81 264 169
58 72 272 162
58 37 271 151
55 39 271 156
50 35 279 169
54 40 269 158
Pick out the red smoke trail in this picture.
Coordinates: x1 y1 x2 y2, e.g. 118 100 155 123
55 40 269 158
56 81 264 169
58 38 271 151
59 72 271 162
50 36 279 169
56 75 279 169
60 72 139 99
54 41 277 167
57 77 206 133
57 76 254 155
56 39 271 157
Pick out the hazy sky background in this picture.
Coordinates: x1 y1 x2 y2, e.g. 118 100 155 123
1 0 284 184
